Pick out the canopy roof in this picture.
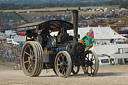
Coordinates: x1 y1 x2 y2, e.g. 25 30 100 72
18 21 43 28
18 20 73 32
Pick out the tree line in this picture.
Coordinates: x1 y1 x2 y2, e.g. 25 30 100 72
0 0 127 10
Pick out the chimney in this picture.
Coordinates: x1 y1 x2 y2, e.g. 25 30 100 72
72 10 78 42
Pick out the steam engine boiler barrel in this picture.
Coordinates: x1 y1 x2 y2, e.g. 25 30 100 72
72 10 78 42
71 42 84 56
55 44 68 52
55 43 84 57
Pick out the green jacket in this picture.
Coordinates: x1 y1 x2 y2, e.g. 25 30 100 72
82 35 93 51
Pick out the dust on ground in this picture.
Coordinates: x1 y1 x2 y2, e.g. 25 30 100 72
0 65 128 85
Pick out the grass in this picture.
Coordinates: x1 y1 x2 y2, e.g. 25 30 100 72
0 13 5 24
10 12 23 22
0 6 118 12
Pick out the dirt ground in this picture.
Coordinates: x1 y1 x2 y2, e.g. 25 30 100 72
0 65 128 85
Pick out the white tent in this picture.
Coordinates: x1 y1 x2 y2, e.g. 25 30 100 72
67 26 125 40
92 44 128 56
0 32 6 39
92 45 118 56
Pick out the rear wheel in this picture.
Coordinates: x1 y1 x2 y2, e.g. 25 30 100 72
21 41 43 77
55 51 72 78
82 50 99 77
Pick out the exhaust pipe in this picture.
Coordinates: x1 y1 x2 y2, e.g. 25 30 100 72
72 10 78 42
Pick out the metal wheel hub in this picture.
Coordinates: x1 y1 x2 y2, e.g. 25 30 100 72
60 62 63 67
28 56 33 65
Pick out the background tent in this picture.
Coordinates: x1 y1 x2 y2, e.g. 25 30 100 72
67 26 125 40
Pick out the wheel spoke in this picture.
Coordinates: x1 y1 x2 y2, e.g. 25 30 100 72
92 58 94 61
31 52 33 56
58 67 62 72
57 59 61 66
31 62 35 68
62 55 65 63
85 54 89 60
25 52 30 56
57 63 61 66
28 45 35 58
24 61 29 64
91 66 95 71
91 55 94 61
31 52 35 58
27 64 32 72
62 67 66 74
90 66 93 74
28 45 32 53
84 66 88 74
33 59 35 61
58 58 61 63
63 61 67 66
87 66 90 74
30 66 34 72
91 54 93 58
88 54 89 60
30 49 34 55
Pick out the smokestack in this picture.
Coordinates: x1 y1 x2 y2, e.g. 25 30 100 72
72 10 78 42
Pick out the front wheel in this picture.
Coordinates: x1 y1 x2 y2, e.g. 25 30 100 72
82 50 99 77
54 51 72 78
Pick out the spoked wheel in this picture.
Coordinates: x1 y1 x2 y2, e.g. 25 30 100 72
82 50 99 77
71 65 80 74
55 51 72 78
21 41 43 77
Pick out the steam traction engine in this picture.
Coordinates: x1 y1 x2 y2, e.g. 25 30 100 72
20 10 99 78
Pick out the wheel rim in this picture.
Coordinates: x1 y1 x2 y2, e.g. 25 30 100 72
23 44 35 74
82 51 99 76
55 51 72 77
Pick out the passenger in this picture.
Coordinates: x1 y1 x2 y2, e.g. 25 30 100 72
41 29 49 48
58 28 68 36
79 29 94 51
26 29 38 41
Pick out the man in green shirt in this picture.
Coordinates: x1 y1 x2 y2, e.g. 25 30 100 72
80 29 94 51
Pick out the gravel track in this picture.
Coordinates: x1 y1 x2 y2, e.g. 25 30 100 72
0 65 128 85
